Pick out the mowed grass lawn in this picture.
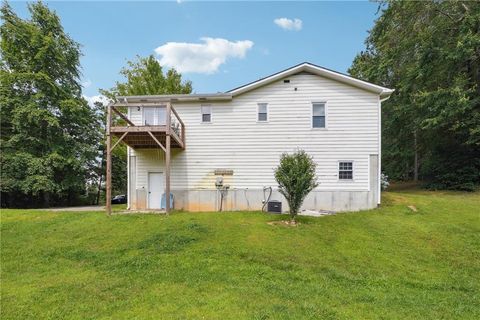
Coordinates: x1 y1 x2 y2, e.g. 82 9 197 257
1 190 479 319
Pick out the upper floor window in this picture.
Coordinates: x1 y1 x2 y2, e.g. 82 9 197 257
258 103 268 122
339 161 353 180
201 105 211 123
312 103 326 128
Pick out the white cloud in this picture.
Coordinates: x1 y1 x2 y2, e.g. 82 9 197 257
274 18 303 31
82 79 92 88
83 94 109 107
154 37 254 74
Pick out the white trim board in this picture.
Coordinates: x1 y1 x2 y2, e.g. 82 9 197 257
228 62 394 98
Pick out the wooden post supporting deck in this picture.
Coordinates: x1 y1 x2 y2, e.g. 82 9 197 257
105 104 112 215
165 102 171 214
105 100 184 215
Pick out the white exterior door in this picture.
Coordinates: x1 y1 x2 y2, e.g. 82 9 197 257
148 172 164 209
143 107 166 126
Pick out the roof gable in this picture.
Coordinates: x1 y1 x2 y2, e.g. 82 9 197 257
116 62 394 104
228 62 394 99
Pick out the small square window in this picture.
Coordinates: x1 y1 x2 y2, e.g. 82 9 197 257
312 103 326 128
201 105 211 123
339 162 353 180
258 103 268 122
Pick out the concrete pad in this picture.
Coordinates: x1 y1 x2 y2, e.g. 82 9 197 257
298 209 336 217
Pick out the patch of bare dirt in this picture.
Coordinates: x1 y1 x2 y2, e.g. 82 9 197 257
267 220 300 227
388 194 411 205
407 205 418 212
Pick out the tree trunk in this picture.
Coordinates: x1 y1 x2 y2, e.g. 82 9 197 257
96 174 103 205
43 191 50 208
96 150 105 205
413 130 419 181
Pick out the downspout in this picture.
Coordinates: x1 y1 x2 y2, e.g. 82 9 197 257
378 92 393 205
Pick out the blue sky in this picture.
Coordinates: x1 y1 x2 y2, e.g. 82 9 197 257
10 1 381 102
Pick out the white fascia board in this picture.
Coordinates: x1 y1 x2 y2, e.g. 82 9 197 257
116 93 232 104
228 63 394 98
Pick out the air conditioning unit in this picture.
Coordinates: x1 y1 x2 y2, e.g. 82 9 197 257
267 200 282 213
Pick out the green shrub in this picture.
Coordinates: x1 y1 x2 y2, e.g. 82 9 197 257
274 150 318 221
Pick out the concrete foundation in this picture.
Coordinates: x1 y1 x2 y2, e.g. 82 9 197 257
130 155 379 213
172 188 377 213
172 154 379 213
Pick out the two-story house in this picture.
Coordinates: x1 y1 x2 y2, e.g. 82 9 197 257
105 62 393 214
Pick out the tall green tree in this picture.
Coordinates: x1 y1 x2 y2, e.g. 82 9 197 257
349 0 480 190
0 2 102 207
97 55 192 197
103 55 192 98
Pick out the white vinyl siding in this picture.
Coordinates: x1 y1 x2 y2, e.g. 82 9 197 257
129 73 380 191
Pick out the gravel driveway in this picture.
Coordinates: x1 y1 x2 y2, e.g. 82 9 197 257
46 206 104 212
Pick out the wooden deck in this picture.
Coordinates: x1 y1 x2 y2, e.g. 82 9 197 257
111 126 184 149
106 101 185 215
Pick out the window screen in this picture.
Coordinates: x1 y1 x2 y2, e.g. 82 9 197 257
258 103 268 121
201 105 211 123
312 103 325 128
339 162 353 180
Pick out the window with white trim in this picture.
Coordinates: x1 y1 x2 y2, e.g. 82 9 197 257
257 103 268 122
339 162 353 180
201 105 211 123
312 103 326 128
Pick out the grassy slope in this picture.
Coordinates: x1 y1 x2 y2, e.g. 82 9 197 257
1 190 479 319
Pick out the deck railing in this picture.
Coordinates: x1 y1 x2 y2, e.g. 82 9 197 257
169 105 185 148
108 102 185 149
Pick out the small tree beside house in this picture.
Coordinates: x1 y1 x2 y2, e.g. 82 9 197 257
274 150 318 223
